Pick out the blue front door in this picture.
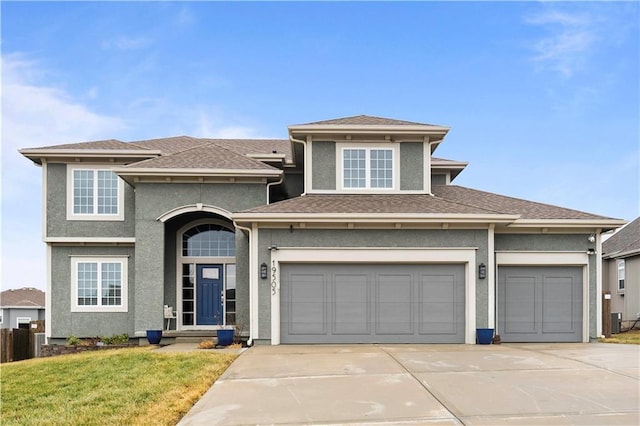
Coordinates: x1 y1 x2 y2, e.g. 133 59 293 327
196 264 223 325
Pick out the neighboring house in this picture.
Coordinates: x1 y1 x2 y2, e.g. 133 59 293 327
20 115 625 345
602 217 640 329
0 287 45 329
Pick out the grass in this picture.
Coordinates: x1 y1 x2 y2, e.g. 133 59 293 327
599 329 640 344
0 346 237 425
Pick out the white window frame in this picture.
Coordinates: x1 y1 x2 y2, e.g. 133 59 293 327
617 259 625 292
67 165 125 221
16 317 31 328
71 256 128 312
336 143 399 192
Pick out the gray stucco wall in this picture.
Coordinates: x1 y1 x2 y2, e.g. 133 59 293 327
255 227 489 341
133 182 266 333
46 163 136 238
50 245 135 338
400 143 424 190
311 141 336 190
495 233 598 339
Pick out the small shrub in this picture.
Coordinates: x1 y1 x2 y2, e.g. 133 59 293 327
198 340 215 349
66 335 80 346
100 334 130 345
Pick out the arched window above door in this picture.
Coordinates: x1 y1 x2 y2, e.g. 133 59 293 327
182 224 235 257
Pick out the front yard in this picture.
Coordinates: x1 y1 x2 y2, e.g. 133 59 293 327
0 347 237 425
599 329 640 344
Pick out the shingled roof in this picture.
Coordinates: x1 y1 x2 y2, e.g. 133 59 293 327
603 216 640 258
26 139 146 151
122 143 280 171
296 115 436 126
1 288 45 308
238 185 616 221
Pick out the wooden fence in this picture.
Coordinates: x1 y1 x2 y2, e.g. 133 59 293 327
1 320 46 363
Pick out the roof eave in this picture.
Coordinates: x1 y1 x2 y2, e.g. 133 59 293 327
507 219 628 230
233 213 519 224
603 247 640 260
288 125 450 139
19 149 162 165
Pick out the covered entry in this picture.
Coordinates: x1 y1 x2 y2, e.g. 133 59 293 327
280 263 465 344
498 266 583 342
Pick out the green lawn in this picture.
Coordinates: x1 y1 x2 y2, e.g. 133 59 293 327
0 347 237 425
599 329 640 345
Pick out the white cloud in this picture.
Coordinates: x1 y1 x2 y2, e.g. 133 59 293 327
101 36 152 51
1 54 126 291
526 9 598 77
193 109 257 139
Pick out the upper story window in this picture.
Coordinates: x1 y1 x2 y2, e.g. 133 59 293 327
71 256 128 312
617 259 625 292
342 147 394 190
67 165 125 221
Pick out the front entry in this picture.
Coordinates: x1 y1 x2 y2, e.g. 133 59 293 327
196 264 224 325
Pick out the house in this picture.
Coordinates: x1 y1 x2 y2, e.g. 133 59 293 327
602 217 640 330
20 115 626 345
0 287 45 329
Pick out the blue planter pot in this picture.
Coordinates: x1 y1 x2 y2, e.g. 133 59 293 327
146 330 163 345
216 329 234 347
476 328 494 345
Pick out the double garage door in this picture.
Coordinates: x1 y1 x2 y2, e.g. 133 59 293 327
498 266 583 342
280 263 465 344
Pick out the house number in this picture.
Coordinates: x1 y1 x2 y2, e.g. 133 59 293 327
271 261 277 295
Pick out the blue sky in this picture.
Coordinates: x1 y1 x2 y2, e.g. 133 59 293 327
2 1 639 291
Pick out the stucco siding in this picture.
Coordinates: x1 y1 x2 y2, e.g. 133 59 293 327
400 143 424 190
255 228 489 340
47 163 136 238
50 245 135 338
311 141 336 190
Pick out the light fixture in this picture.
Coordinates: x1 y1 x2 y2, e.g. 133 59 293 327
587 248 596 255
588 234 596 243
478 263 487 279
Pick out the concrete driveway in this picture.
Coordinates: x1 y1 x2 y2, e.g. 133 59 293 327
178 343 639 425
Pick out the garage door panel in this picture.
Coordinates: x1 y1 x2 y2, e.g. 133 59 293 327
287 273 327 335
542 276 577 334
281 264 465 344
376 274 413 335
333 274 370 335
419 274 457 334
499 267 582 343
504 276 537 334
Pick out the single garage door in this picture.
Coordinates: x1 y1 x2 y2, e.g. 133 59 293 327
498 266 583 343
280 263 465 344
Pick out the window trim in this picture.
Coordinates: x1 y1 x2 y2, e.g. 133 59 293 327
617 259 625 292
71 256 128 312
67 165 125 221
16 317 32 328
336 143 399 192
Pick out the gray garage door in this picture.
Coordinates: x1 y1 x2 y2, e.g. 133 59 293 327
498 266 583 343
280 263 465 344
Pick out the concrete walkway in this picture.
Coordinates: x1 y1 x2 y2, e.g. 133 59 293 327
178 343 640 425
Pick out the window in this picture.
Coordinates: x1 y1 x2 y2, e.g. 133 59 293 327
342 147 394 189
67 166 124 220
617 260 625 292
71 257 128 312
182 224 236 257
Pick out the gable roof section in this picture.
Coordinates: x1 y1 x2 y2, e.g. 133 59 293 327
235 185 624 229
1 287 45 308
19 139 159 164
129 136 210 155
603 216 640 258
121 143 281 171
297 115 436 126
432 185 611 220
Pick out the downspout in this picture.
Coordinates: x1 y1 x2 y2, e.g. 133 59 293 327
234 222 256 346
289 134 308 196
266 174 284 204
